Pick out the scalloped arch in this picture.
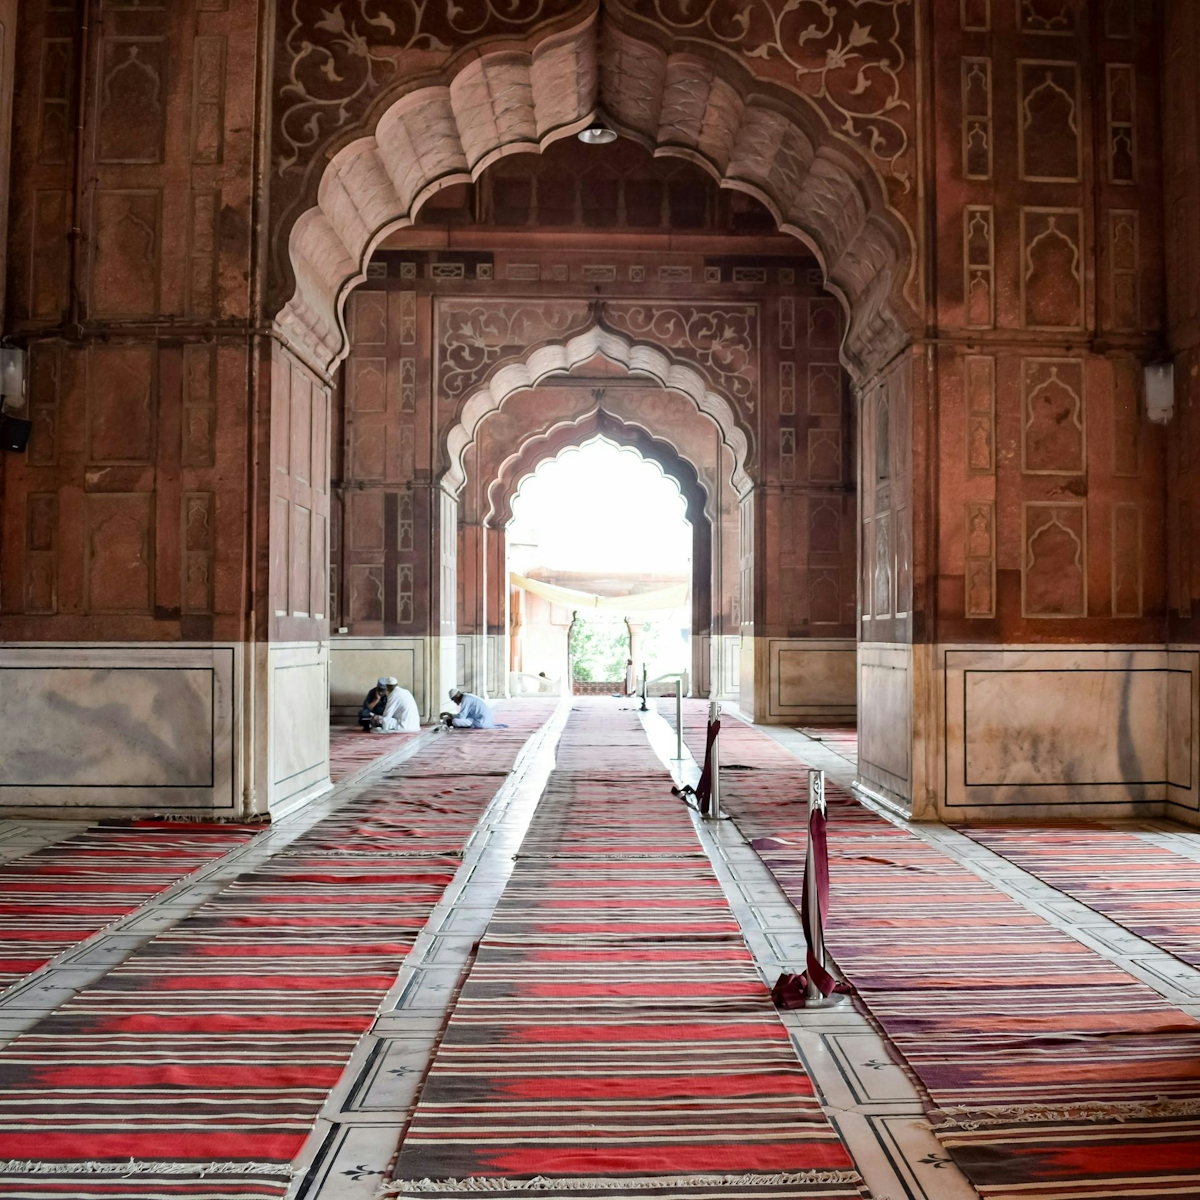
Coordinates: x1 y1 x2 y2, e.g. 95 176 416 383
508 432 693 532
488 408 711 529
276 13 916 381
444 324 750 499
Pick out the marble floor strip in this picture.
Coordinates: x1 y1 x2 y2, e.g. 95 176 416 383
639 705 981 1200
287 700 573 1200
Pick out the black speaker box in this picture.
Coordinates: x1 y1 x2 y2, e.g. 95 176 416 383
1 414 31 452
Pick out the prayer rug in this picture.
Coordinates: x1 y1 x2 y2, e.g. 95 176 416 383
388 701 863 1200
959 824 1200 975
0 702 556 1200
669 705 1200 1200
329 725 420 782
0 821 259 993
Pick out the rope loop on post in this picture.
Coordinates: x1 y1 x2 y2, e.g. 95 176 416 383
771 768 853 1009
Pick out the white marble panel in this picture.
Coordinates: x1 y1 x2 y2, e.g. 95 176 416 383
270 641 329 809
694 633 711 697
329 638 425 719
0 644 237 816
486 635 507 699
858 642 912 806
769 638 856 719
1168 647 1200 817
943 646 1198 815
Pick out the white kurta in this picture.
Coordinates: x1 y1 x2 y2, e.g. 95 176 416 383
377 687 420 732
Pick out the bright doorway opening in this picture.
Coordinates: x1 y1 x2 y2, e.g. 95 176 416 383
507 438 693 695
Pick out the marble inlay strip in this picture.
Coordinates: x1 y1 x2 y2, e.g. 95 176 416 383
638 706 981 1200
288 701 572 1200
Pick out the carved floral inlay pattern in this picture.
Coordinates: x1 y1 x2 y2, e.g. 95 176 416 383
622 0 914 189
276 0 569 175
603 303 759 411
438 300 593 401
437 299 759 416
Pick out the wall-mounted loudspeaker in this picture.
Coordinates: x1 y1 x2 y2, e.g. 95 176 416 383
1 414 31 452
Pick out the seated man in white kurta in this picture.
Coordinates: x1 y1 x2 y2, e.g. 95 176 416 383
372 677 420 733
442 688 499 729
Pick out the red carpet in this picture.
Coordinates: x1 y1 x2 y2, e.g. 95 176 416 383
960 824 1200 974
677 704 1200 1200
0 702 555 1199
388 700 862 1199
328 725 420 782
0 821 259 993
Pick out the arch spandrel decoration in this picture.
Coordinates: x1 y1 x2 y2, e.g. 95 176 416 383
277 12 917 383
442 324 752 499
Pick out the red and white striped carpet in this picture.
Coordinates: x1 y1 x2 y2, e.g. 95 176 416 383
684 703 1200 1200
0 821 261 993
387 700 862 1199
0 702 555 1199
328 726 422 783
960 823 1200 974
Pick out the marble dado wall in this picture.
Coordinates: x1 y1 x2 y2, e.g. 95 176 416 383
331 242 858 722
859 642 1199 823
0 643 237 818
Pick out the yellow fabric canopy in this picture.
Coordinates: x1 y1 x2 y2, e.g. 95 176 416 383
510 571 689 612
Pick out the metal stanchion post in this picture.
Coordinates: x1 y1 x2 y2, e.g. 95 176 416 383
707 698 721 820
674 678 683 760
804 768 827 1006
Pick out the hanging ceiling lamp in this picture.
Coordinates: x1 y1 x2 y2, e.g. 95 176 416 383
578 118 617 145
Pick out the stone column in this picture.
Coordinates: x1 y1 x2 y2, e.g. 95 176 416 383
485 523 509 697
0 2 309 820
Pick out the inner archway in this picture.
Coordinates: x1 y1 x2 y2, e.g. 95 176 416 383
508 437 693 695
300 7 916 813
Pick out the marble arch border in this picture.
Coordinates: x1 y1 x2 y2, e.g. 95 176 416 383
484 407 713 530
275 13 917 382
443 324 752 500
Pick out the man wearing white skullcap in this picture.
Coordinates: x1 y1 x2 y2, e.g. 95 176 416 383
374 676 420 732
441 687 501 729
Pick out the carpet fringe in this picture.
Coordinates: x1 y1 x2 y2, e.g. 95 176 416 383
0 1159 295 1178
279 849 464 858
381 1172 863 1194
933 1096 1200 1130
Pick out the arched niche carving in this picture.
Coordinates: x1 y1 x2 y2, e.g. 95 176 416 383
277 13 916 382
443 324 751 499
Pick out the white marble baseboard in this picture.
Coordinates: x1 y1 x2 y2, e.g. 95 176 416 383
942 644 1199 820
0 643 239 819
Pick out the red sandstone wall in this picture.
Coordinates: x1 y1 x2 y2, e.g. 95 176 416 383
928 0 1167 645
1165 0 1200 643
1 0 268 644
332 226 859 666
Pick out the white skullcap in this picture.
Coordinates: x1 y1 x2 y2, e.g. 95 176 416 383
377 677 389 686
449 686 463 697
385 676 398 687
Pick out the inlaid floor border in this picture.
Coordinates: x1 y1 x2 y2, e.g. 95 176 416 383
639 705 980 1200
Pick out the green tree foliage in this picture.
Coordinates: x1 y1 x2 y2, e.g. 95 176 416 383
568 615 629 682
